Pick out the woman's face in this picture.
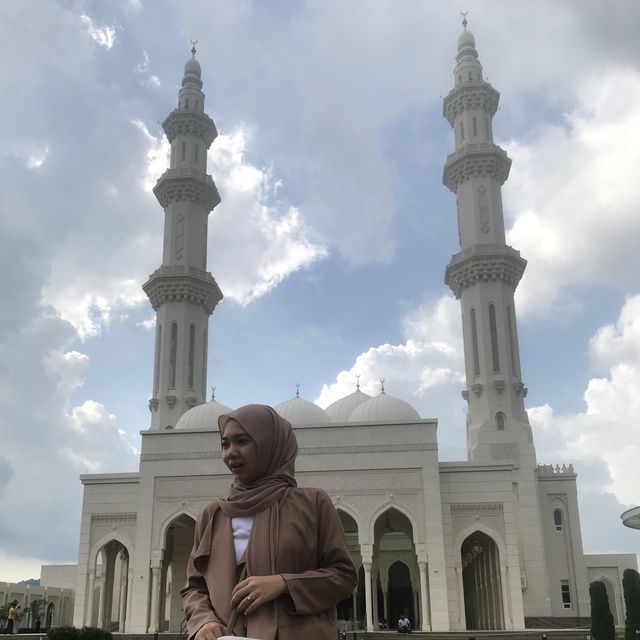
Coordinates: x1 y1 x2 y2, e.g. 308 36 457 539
221 419 259 483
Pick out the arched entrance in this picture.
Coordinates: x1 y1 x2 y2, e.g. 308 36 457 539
601 578 618 625
159 513 196 632
45 603 55 628
461 531 504 630
373 508 419 631
90 540 129 631
336 510 359 624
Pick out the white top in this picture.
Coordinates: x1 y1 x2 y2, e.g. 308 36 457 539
231 516 254 564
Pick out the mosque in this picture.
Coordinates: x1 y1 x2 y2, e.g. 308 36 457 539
71 22 637 634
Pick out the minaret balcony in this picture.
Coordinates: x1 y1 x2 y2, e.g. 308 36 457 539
143 265 223 315
443 82 500 125
154 168 221 212
162 109 217 147
445 244 526 298
443 143 511 192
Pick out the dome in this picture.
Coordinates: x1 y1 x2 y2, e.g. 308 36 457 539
175 399 234 430
325 389 372 422
184 56 201 79
349 392 420 423
275 396 332 426
457 28 476 51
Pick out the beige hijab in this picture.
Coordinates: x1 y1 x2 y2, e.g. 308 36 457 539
216 404 298 639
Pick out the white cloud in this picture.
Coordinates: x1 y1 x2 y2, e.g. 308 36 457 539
504 69 640 317
0 550 47 583
80 15 117 49
529 295 640 506
207 129 328 304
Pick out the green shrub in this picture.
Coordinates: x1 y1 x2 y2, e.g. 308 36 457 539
79 627 112 640
623 568 640 640
590 580 615 640
46 626 80 640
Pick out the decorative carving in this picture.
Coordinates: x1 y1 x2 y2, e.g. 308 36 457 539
512 381 528 398
165 395 177 408
450 502 503 514
443 83 500 125
471 383 483 397
162 110 218 147
445 245 527 298
476 185 490 233
536 463 575 476
174 213 185 262
461 389 469 400
443 145 511 192
143 266 223 315
91 512 137 522
148 398 159 412
186 396 199 407
493 380 505 393
154 168 221 212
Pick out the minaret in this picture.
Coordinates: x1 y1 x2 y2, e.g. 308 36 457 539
143 44 223 430
443 16 535 467
443 18 552 617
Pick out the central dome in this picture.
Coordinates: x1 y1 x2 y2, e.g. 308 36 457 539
175 399 233 430
349 392 420 423
325 388 372 422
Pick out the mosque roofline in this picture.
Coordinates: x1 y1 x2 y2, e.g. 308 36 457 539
439 461 514 472
80 472 140 484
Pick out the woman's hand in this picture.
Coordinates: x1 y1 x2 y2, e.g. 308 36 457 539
194 620 226 640
231 575 288 616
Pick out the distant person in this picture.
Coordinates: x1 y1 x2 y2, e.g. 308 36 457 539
6 601 17 634
397 614 411 633
35 617 41 631
12 603 22 634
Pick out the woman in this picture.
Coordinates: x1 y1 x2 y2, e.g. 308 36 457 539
181 404 357 640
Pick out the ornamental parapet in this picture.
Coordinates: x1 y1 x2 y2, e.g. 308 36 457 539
143 265 223 314
154 168 221 212
536 463 576 477
443 82 500 125
445 244 526 298
162 109 218 147
443 143 511 192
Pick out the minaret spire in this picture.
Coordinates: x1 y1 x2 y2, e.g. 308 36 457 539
442 22 533 464
144 47 223 429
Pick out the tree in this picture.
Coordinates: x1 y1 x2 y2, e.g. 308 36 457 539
623 568 640 640
590 580 615 640
27 599 47 628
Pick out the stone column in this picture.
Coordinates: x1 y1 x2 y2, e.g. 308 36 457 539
118 555 129 632
418 561 430 631
148 567 161 633
381 580 389 625
126 571 134 633
85 572 95 627
363 563 373 632
97 583 104 629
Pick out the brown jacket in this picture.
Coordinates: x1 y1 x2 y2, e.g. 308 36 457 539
181 487 357 640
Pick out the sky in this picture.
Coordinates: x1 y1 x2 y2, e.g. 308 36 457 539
1 0 639 582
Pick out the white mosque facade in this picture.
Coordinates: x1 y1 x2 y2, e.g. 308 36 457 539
72 27 637 633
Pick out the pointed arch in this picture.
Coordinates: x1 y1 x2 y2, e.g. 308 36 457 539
157 507 198 549
454 521 506 560
88 531 134 570
367 500 420 543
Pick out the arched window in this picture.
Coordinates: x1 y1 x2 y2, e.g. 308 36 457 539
459 120 465 142
507 305 519 376
554 508 563 531
153 324 162 393
489 304 500 372
496 412 506 431
194 144 199 163
468 70 473 81
470 308 480 377
169 322 178 388
473 116 478 136
188 324 195 389
202 329 207 398
181 141 186 161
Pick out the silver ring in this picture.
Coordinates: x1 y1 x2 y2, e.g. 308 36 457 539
245 595 252 602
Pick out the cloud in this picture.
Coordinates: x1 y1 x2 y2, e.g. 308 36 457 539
529 295 640 507
504 69 640 317
207 128 328 305
80 15 117 49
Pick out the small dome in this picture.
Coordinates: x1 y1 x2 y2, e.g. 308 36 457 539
457 28 476 51
275 396 332 426
184 56 201 79
325 389 372 422
349 392 420 423
175 399 234 430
